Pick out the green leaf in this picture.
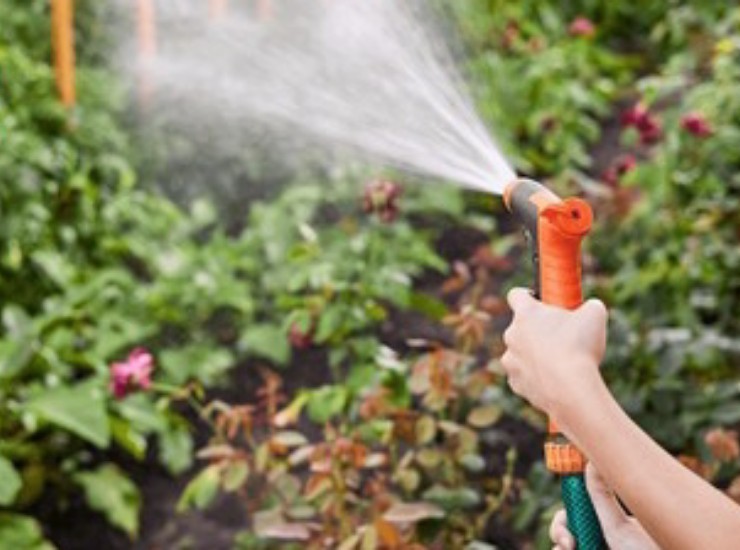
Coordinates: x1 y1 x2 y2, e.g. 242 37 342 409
222 461 249 492
159 346 234 386
110 417 147 461
467 405 502 428
0 456 22 506
0 513 53 550
75 464 140 538
408 292 448 321
158 422 194 475
422 485 480 511
24 380 110 448
306 386 348 424
239 324 290 365
314 306 343 343
177 465 221 512
116 394 167 433
31 250 76 287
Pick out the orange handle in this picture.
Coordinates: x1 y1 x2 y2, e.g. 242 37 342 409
504 179 593 473
538 199 592 310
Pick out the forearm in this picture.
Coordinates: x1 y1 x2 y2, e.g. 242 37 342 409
559 369 740 550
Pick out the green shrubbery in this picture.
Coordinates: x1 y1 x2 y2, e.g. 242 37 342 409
1 1 738 548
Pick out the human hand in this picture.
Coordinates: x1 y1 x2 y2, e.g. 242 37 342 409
501 288 608 432
550 463 659 550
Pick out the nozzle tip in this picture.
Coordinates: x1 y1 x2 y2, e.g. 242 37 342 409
503 180 520 211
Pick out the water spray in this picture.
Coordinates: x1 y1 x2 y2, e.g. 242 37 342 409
504 179 605 549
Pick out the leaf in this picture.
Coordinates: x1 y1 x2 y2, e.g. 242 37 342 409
394 468 420 492
415 415 437 445
314 306 343 343
0 513 53 550
361 525 378 550
363 453 387 469
422 485 480 511
0 456 22 506
158 422 194 475
222 461 249 492
116 394 167 433
24 380 110 448
271 431 308 448
159 346 234 386
110 417 147 461
375 518 402 546
31 250 76 287
75 464 141 538
459 454 486 473
467 404 502 428
239 324 290 365
383 502 445 523
258 522 312 541
177 465 221 512
416 448 442 470
0 305 36 379
337 533 361 550
306 386 347 423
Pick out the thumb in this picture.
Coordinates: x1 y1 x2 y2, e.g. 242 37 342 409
585 462 626 532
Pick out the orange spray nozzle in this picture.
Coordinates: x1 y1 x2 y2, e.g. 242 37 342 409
503 178 592 310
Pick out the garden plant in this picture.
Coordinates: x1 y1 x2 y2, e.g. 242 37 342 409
0 0 738 548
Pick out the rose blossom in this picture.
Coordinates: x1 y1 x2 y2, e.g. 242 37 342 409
110 348 154 399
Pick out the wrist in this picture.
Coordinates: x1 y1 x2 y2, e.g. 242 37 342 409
550 359 608 440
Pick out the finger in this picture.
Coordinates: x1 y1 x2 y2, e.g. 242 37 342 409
500 350 513 373
502 326 514 350
507 287 535 313
506 372 523 396
549 509 575 550
585 462 627 531
581 298 607 324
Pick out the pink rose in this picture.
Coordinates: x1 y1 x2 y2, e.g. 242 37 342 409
569 17 596 38
110 348 154 399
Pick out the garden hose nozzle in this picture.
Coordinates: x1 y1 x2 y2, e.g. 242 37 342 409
504 178 606 550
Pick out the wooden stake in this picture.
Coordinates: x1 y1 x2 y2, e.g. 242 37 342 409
51 0 76 107
137 0 157 106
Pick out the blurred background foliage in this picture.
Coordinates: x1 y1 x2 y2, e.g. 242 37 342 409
0 0 738 548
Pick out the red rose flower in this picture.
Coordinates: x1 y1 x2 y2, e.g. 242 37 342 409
602 154 637 187
621 103 662 145
680 112 712 137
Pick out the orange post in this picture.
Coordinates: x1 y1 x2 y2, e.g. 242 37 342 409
136 0 157 106
209 0 228 20
51 0 76 108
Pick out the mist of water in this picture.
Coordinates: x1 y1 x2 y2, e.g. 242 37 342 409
123 0 515 195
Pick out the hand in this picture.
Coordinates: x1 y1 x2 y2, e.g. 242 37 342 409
550 463 659 550
501 288 607 433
